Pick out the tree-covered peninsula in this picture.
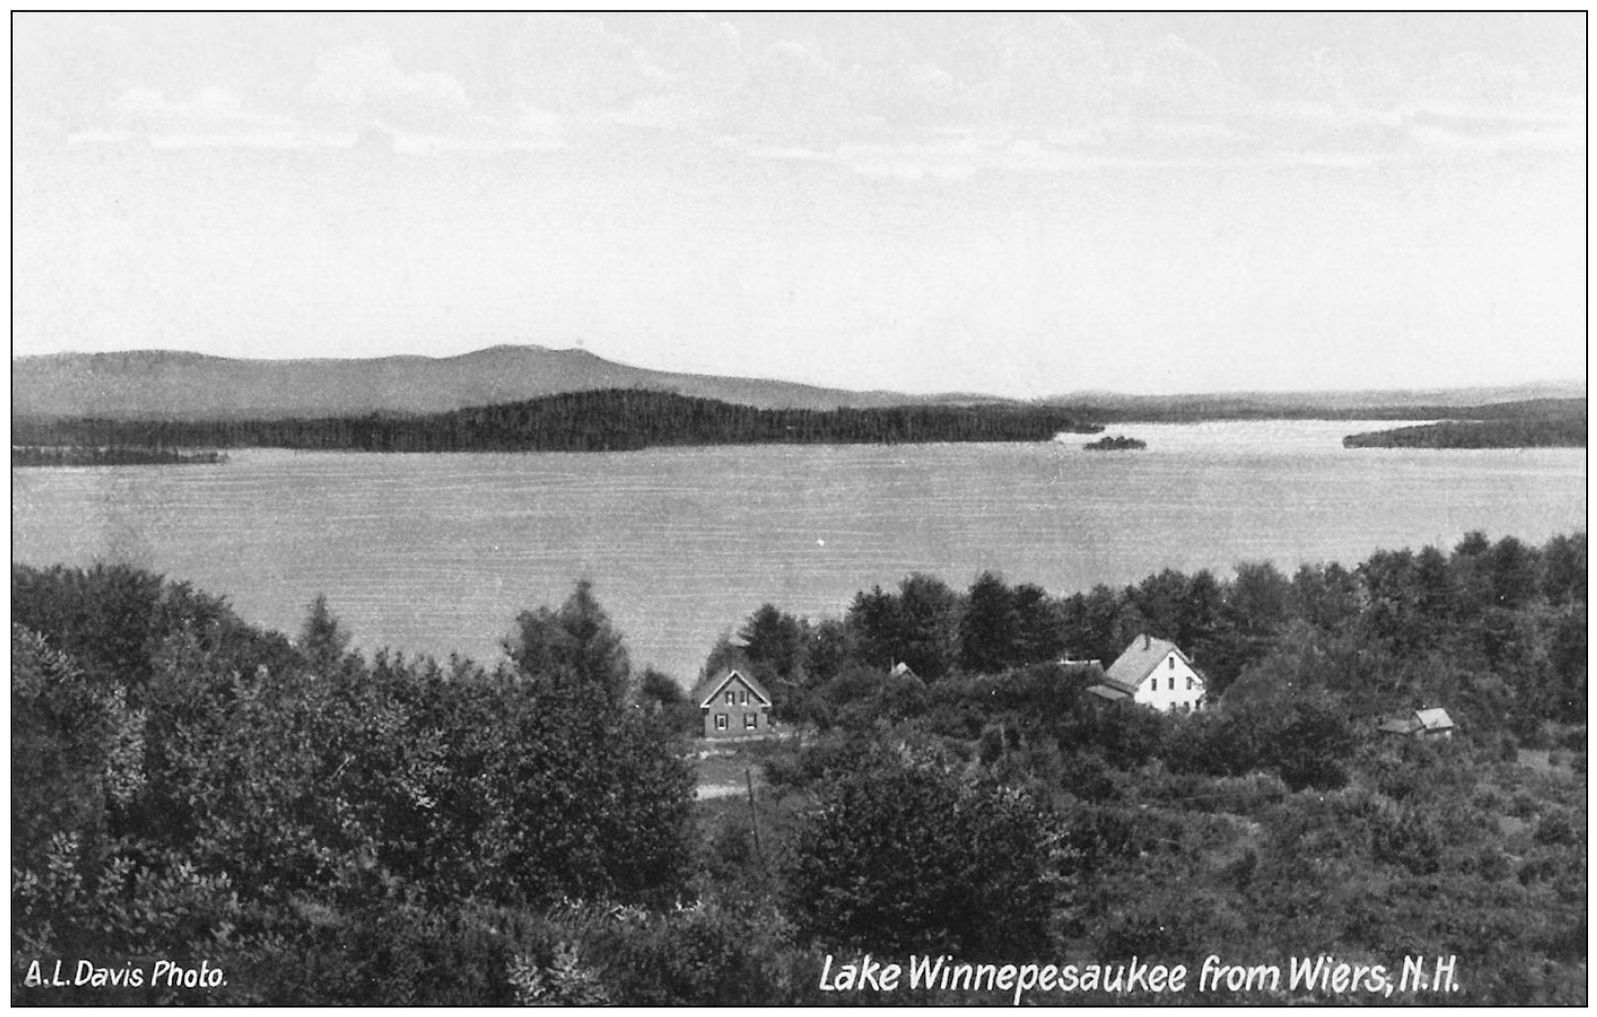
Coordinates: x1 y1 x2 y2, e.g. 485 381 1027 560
13 388 1100 454
1343 416 1586 449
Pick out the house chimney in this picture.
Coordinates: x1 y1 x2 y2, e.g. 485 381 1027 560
1143 633 1151 650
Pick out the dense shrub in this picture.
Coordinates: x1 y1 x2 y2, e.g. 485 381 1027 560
1533 808 1581 847
782 750 1059 957
11 566 694 1005
1370 803 1445 875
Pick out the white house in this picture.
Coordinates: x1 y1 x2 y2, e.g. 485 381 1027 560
1086 634 1207 713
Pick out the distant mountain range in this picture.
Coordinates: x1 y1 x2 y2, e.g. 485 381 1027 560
11 345 992 420
10 345 1586 422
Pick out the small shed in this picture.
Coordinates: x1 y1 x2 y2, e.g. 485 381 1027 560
1413 707 1455 739
1378 707 1455 740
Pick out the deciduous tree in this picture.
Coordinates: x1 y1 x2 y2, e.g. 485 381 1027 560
505 580 630 697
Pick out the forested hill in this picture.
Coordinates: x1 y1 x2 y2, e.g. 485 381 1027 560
13 388 1100 453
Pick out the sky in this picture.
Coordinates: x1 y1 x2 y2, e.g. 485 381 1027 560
11 13 1587 397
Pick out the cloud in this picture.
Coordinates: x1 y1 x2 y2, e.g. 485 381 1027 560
1130 33 1238 105
535 15 751 134
110 85 287 130
307 41 472 129
1418 51 1531 111
1405 119 1583 158
78 84 310 148
968 14 1111 120
738 40 849 127
510 14 669 114
753 127 1279 181
73 41 481 150
1290 47 1405 110
1398 54 1581 156
835 134 988 181
51 15 1584 169
624 13 745 95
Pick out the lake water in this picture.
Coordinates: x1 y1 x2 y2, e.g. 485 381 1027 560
11 420 1586 682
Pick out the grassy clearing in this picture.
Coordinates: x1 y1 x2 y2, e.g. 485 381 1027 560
687 741 782 798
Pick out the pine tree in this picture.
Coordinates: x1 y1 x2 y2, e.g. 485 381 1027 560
298 593 350 675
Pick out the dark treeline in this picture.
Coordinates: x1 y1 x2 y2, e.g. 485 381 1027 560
1344 415 1587 449
13 388 1099 454
11 445 227 467
688 531 1585 741
13 531 1587 1004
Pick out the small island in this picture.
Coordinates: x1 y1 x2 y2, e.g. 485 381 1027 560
12 445 228 467
1083 434 1147 452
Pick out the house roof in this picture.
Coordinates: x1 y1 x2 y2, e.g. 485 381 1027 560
1414 707 1454 731
1103 635 1196 693
887 661 928 687
692 667 773 709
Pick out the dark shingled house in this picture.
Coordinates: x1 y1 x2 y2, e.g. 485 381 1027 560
692 667 773 739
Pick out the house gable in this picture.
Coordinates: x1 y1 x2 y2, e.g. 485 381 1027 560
694 668 772 710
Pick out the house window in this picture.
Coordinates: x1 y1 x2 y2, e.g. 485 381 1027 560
1168 702 1177 713
1168 676 1175 690
1186 677 1194 690
725 691 735 705
740 690 748 704
714 714 728 730
744 714 758 730
1168 657 1175 670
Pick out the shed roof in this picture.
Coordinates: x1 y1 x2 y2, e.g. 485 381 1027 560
1414 707 1455 731
1086 684 1131 703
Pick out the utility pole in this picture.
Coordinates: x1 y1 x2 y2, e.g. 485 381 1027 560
745 768 766 870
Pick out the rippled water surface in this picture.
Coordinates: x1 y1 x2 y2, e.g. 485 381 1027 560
12 420 1586 680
